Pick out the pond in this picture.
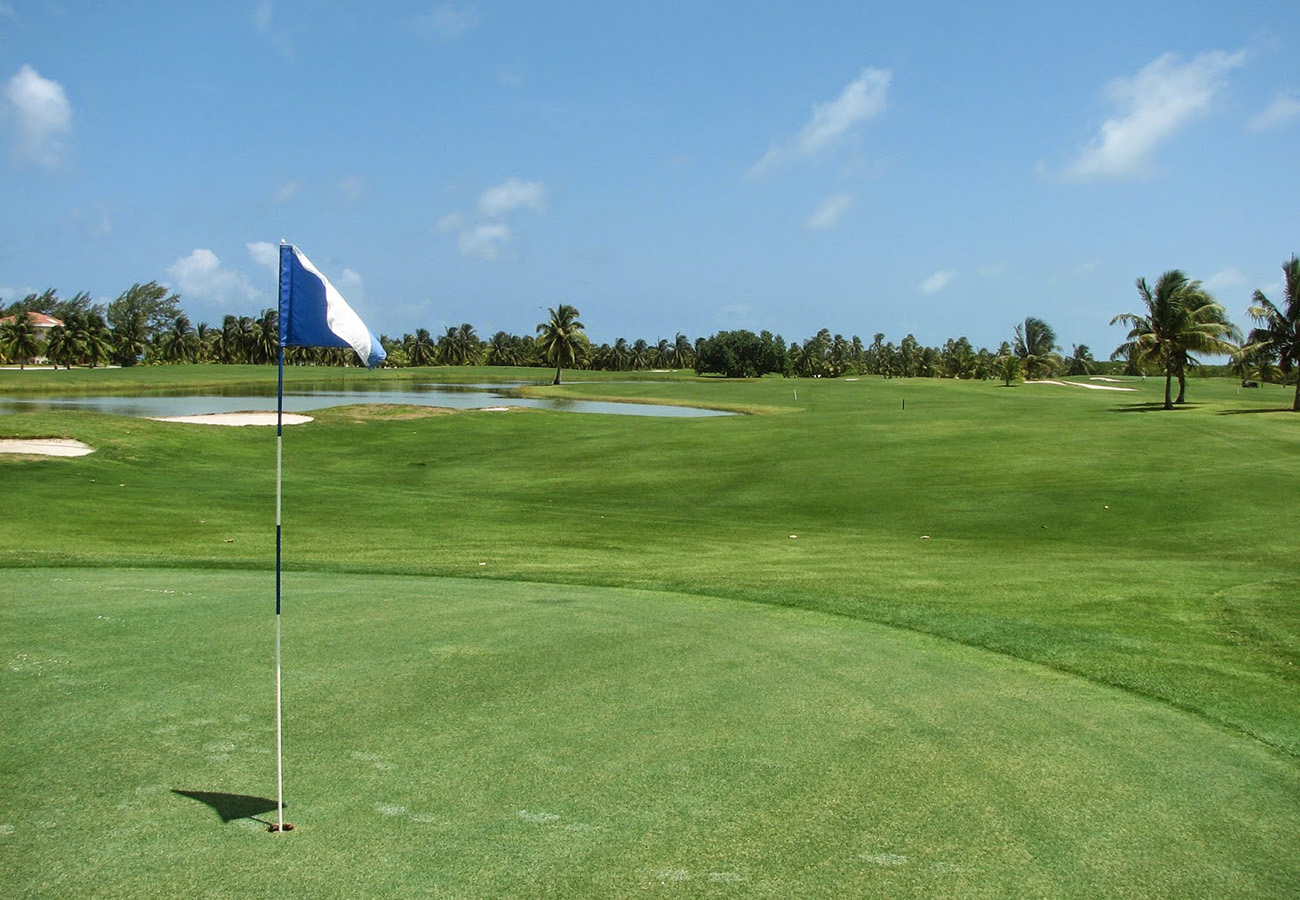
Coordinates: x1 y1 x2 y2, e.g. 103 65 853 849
0 383 733 418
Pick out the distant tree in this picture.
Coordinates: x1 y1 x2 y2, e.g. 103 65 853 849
2 288 59 318
1 312 43 368
536 304 588 384
44 319 79 369
1245 255 1300 411
194 322 214 362
941 337 977 379
81 313 114 368
1064 344 1097 376
405 328 437 367
671 333 694 369
160 315 198 363
995 353 1022 386
694 329 786 378
1012 317 1061 380
107 282 183 364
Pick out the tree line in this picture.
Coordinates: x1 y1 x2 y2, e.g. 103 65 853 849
3 255 1297 409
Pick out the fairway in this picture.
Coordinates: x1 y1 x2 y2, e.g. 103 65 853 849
3 567 1296 899
2 369 1298 897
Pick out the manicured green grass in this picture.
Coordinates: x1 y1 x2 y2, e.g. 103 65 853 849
2 369 1298 896
3 568 1296 899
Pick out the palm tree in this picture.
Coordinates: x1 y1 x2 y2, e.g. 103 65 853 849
536 304 587 384
1064 344 1097 376
195 322 213 362
161 315 198 363
671 333 693 369
82 313 114 368
1112 270 1240 409
1 311 43 368
1245 255 1300 411
1170 291 1240 404
1012 317 1060 380
995 353 1022 386
44 321 76 369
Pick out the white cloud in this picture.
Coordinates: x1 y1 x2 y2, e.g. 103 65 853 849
1065 50 1245 179
747 68 891 179
247 241 279 272
919 270 956 294
168 249 261 309
806 193 854 230
4 64 72 168
440 178 545 259
1248 92 1300 132
409 4 479 41
458 223 510 259
478 178 546 218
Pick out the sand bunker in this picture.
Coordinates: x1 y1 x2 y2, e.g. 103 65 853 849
0 438 94 457
1028 380 1137 392
147 412 314 426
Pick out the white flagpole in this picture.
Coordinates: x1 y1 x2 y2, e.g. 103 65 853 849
274 341 286 832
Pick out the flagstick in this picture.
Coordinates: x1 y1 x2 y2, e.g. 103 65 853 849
274 343 289 833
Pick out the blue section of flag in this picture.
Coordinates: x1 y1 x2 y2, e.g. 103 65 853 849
278 243 386 368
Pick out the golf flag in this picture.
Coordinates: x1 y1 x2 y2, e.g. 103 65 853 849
278 243 386 368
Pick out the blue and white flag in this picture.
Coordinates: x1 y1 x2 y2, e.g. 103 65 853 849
278 243 386 368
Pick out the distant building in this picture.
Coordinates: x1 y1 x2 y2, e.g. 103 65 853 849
0 312 63 365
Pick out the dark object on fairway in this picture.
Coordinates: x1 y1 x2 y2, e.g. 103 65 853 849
267 822 295 833
1242 380 1260 388
172 789 283 824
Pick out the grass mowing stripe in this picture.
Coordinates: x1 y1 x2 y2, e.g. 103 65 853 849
2 568 1297 899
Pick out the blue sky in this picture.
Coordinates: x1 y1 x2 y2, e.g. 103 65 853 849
2 1 1297 353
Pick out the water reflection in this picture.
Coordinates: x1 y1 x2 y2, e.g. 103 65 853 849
0 383 731 418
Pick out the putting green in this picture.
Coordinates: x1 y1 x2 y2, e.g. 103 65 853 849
3 568 1295 899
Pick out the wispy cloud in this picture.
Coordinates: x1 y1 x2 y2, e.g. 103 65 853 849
806 193 854 230
1065 50 1244 179
251 3 295 60
252 2 272 33
272 180 300 203
168 249 261 309
4 64 72 168
747 68 891 179
1248 92 1300 132
919 270 956 294
409 4 479 41
337 267 364 301
1204 266 1248 294
247 241 280 272
458 223 511 260
339 175 366 204
478 178 545 217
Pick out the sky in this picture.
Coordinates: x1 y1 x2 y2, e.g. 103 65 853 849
1 1 1297 353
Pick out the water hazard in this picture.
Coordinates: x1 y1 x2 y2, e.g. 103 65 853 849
0 382 732 418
